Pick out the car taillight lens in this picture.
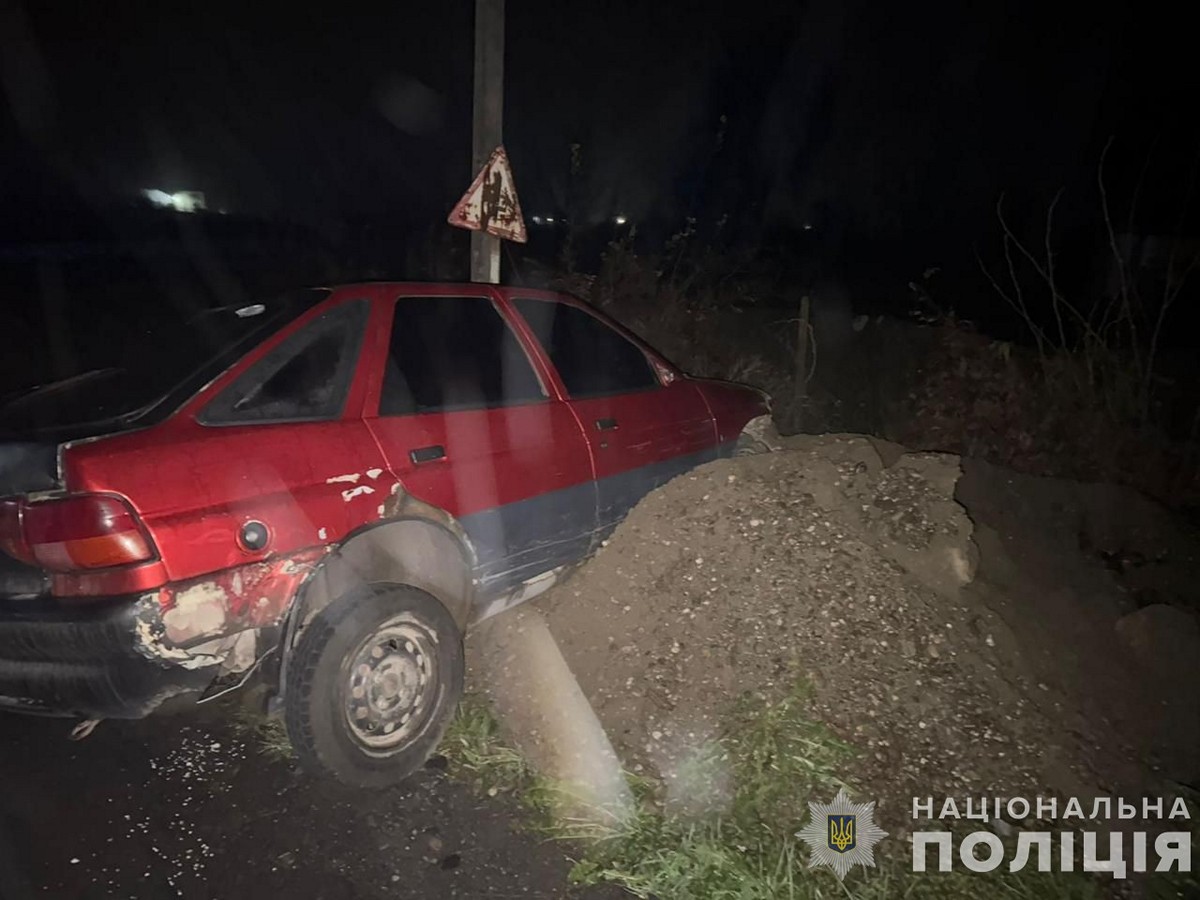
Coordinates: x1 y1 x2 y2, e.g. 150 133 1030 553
4 494 156 572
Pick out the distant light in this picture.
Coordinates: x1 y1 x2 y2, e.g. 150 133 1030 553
143 189 173 208
235 304 266 318
803 222 814 231
141 188 207 213
531 215 543 225
544 216 555 224
171 191 206 213
614 215 628 225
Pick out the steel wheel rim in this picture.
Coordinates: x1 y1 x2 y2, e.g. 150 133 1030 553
342 617 437 751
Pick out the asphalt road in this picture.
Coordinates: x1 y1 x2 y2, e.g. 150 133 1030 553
0 702 626 899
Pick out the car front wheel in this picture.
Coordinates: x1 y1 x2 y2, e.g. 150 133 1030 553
284 583 464 788
733 433 771 456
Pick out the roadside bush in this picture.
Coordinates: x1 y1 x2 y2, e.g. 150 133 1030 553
547 203 1200 509
893 317 1200 507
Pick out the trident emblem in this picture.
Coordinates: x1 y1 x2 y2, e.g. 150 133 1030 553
828 814 856 853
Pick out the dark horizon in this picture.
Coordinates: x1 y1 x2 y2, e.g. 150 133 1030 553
2 0 1200 349
3 1 1196 227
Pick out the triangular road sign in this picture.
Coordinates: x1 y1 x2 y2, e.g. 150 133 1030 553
448 145 527 243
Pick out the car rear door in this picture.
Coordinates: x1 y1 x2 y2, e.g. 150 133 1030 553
509 295 716 532
364 290 596 600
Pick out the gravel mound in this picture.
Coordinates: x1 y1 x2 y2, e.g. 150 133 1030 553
541 436 1132 824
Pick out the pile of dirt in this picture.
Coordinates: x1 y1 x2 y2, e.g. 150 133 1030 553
537 435 1195 826
955 457 1200 791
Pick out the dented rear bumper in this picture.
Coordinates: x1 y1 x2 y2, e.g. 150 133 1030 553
0 550 327 719
0 595 217 718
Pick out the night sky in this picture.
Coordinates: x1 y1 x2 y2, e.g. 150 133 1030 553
1 0 1197 270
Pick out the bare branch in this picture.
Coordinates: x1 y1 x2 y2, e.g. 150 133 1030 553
1099 136 1141 378
997 209 1049 368
1044 188 1068 350
976 247 1016 306
995 195 1099 342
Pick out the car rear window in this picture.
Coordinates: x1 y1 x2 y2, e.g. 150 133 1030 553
199 299 368 424
0 289 329 439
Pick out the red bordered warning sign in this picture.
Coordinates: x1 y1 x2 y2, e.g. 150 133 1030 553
447 145 527 243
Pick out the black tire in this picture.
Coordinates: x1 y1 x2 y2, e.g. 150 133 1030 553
284 584 463 788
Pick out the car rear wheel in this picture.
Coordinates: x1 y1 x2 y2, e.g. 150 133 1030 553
284 584 463 788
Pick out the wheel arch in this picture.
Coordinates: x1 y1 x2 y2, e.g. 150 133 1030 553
272 494 477 704
735 413 784 454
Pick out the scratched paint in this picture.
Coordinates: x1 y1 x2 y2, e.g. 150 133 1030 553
132 610 226 671
162 583 228 644
145 548 329 653
341 485 375 502
130 552 328 676
325 473 361 484
365 468 383 480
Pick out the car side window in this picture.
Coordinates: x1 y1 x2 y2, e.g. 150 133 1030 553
512 298 659 398
380 296 545 415
199 300 368 425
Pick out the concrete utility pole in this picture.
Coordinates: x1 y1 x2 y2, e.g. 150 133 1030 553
471 0 504 284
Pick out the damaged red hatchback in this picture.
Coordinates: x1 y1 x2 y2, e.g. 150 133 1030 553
0 283 769 786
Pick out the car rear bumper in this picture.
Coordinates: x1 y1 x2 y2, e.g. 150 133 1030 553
0 595 217 719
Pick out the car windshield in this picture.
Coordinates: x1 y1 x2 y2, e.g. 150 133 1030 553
0 289 329 438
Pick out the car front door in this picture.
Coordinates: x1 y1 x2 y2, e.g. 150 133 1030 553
364 291 596 603
509 295 716 533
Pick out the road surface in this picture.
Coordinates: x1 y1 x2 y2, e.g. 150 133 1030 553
0 701 624 899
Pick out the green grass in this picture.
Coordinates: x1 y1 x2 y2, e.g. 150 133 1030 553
438 694 536 797
230 707 295 762
225 689 1155 899
438 694 617 838
439 684 1107 900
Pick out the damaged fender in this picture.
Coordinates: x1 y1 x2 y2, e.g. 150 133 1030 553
271 485 477 706
133 547 329 673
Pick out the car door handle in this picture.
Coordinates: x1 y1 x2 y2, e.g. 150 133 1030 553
409 445 446 465
595 418 618 431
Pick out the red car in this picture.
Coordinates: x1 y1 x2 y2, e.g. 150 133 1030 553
0 283 769 785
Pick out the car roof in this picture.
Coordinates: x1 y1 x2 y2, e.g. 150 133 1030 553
320 282 675 371
322 282 566 300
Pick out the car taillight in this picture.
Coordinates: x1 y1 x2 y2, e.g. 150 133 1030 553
4 494 156 572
